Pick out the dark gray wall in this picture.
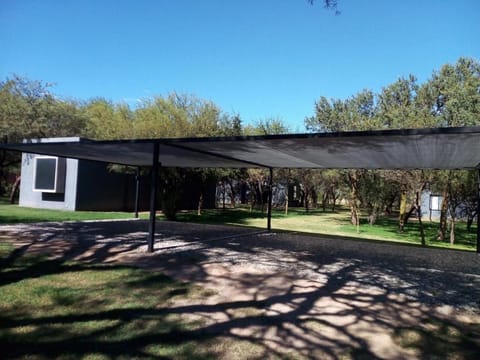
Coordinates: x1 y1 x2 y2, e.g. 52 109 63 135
75 161 216 212
75 161 150 211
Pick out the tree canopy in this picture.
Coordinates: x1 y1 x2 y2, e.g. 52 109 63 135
1 57 479 241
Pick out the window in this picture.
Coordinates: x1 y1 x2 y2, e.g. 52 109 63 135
430 195 442 211
33 156 66 193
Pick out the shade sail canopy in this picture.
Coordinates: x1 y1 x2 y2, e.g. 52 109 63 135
2 126 480 169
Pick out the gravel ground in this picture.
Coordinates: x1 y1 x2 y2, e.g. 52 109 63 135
155 221 480 310
2 219 479 310
1 219 480 358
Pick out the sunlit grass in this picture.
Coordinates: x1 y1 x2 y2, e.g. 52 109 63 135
0 202 138 224
176 206 477 251
1 201 476 251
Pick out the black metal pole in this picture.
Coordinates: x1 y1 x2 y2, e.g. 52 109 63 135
267 167 273 231
134 166 140 219
477 169 480 254
147 143 160 253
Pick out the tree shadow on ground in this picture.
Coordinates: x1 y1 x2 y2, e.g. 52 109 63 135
1 220 479 359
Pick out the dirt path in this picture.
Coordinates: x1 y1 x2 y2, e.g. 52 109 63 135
1 219 479 359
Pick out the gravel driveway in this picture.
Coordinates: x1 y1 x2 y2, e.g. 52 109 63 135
1 219 479 359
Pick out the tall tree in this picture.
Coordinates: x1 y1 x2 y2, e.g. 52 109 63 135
305 90 380 226
0 75 85 199
83 98 132 139
427 57 480 127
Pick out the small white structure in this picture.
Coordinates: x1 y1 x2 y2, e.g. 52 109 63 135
19 137 145 211
20 137 80 210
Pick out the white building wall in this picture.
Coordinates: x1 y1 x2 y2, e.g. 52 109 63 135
19 138 80 211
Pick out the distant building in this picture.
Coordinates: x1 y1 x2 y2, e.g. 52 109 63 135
19 137 215 212
420 190 443 220
420 190 474 221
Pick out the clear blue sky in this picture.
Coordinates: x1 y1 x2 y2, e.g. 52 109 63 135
1 0 479 131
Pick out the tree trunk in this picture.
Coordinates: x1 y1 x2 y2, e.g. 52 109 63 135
222 183 226 210
249 182 255 213
284 186 289 215
258 183 265 214
368 205 378 225
398 191 407 232
467 214 474 232
311 187 318 209
348 171 360 230
416 190 425 246
284 170 290 215
226 180 236 208
304 189 310 212
384 194 396 215
321 192 327 212
331 189 337 212
449 218 456 245
197 192 203 216
438 188 449 241
9 175 21 204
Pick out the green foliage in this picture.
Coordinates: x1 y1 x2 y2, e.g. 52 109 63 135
0 75 86 195
83 98 133 139
427 57 480 127
0 75 85 143
1 57 479 224
305 89 378 132
80 93 250 218
306 57 480 132
244 116 289 135
305 57 480 232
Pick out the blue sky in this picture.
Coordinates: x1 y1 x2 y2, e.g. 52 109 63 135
1 0 479 131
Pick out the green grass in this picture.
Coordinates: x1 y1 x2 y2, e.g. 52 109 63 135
1 201 476 251
177 206 477 251
0 242 223 359
0 202 137 224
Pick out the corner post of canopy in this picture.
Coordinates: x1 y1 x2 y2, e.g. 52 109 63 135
134 166 141 219
147 142 160 253
267 167 273 231
477 168 480 254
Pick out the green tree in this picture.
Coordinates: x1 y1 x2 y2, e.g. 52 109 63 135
377 75 425 129
132 94 247 218
243 117 289 212
305 89 378 132
244 117 289 136
83 98 133 139
421 58 480 240
0 75 85 142
305 90 380 226
305 58 480 240
0 75 85 200
427 57 480 127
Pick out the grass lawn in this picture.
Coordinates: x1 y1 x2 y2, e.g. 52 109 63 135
0 200 476 251
176 206 478 251
0 199 137 224
0 242 267 359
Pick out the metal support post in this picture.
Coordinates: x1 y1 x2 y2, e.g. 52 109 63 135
477 169 480 254
147 143 160 253
134 166 140 219
267 167 273 231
